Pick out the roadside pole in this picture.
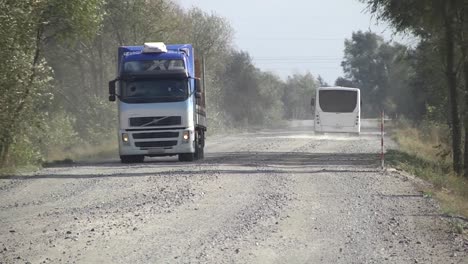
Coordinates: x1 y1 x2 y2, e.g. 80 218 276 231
381 110 385 169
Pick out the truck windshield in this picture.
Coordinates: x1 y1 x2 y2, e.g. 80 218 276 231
121 79 188 103
319 90 357 113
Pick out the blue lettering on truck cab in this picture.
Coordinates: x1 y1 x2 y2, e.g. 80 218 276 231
109 42 207 163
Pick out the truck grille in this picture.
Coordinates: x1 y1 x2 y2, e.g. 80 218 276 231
135 141 178 148
133 132 179 139
129 116 182 127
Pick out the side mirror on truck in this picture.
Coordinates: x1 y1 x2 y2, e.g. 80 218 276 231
109 80 117 102
310 97 315 106
194 78 202 99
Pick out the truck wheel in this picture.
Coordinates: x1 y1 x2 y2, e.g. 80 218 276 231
195 130 205 160
194 137 203 160
133 155 145 163
197 147 205 160
178 153 194 162
120 155 145 163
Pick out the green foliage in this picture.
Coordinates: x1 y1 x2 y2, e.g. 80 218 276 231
257 72 285 124
41 112 81 156
283 73 318 120
408 40 448 122
0 1 51 166
0 0 105 167
361 0 449 35
222 51 267 126
361 0 466 175
39 0 105 42
220 50 300 127
184 8 234 57
2 0 314 169
337 31 411 118
74 96 117 144
9 131 43 167
104 0 176 45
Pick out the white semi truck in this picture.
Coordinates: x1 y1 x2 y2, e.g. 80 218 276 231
108 43 207 163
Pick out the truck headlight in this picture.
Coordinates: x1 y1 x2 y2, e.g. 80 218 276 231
182 131 190 142
122 133 129 143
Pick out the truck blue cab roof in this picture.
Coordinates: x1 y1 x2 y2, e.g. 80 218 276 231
118 44 195 78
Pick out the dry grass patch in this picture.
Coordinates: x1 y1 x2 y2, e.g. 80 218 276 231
388 122 468 220
45 139 118 164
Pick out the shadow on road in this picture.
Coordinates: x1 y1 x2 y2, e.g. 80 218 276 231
0 152 382 180
204 152 380 167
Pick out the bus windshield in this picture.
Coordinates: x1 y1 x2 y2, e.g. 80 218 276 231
319 90 357 113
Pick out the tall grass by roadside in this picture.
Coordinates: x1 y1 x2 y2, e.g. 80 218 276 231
388 120 468 219
0 140 118 175
44 139 118 166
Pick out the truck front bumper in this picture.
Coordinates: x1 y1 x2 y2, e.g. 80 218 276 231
118 128 195 156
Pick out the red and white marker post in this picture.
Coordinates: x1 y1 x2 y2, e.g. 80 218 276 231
381 110 385 169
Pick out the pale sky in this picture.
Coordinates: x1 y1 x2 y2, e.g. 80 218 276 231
176 0 407 84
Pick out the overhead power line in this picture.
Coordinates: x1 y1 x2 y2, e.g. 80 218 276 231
234 37 346 41
253 56 342 59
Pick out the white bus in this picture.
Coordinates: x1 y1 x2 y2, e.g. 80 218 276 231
312 86 361 134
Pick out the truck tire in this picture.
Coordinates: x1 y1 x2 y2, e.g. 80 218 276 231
195 130 205 160
197 146 205 160
179 130 205 162
194 132 204 160
120 155 145 163
178 153 195 162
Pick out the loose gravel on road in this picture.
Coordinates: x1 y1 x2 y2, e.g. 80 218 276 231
1 126 467 263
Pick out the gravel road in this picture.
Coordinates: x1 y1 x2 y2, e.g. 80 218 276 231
1 121 467 263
